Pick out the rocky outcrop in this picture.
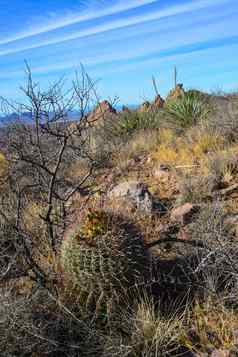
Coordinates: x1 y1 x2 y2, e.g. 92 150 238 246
151 94 164 109
138 101 151 113
166 84 185 102
87 100 117 125
138 94 164 113
122 105 131 113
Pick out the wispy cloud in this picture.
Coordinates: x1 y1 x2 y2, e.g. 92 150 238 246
0 0 230 58
0 0 157 46
2 33 237 81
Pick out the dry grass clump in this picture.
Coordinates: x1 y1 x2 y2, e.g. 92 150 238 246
204 151 238 188
181 299 238 354
103 293 184 357
187 127 225 158
129 296 183 356
152 127 225 169
115 129 159 170
0 151 8 176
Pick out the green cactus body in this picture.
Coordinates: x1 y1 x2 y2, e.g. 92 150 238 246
61 211 149 315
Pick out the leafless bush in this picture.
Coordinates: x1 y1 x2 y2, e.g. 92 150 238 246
0 65 107 291
208 95 238 142
0 287 102 356
187 202 238 298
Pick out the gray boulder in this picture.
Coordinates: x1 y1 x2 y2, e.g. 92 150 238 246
109 180 163 214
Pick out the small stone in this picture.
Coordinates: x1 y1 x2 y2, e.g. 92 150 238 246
211 349 230 357
224 214 238 226
170 203 200 225
177 227 190 240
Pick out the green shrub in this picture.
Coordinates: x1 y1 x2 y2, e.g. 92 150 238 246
61 210 149 317
165 91 212 128
113 111 161 137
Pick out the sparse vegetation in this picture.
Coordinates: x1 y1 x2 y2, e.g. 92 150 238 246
1 66 238 356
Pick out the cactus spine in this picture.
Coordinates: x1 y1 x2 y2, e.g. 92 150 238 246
61 210 149 315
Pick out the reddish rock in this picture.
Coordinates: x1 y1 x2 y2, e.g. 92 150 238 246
87 100 117 124
224 214 238 226
138 101 151 113
170 203 200 225
122 105 131 113
152 94 164 109
166 84 185 102
177 227 190 240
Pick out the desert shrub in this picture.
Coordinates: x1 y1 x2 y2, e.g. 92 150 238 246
208 95 238 142
165 91 212 128
112 110 161 137
187 202 238 297
61 210 149 318
0 288 102 357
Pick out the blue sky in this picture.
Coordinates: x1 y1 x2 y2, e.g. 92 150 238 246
0 0 237 105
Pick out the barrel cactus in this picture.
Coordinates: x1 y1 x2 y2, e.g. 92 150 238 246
61 209 149 315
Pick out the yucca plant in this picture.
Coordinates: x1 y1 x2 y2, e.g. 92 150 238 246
165 91 211 128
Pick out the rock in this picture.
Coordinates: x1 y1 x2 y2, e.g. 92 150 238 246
138 101 151 113
122 105 131 113
109 180 162 214
224 214 238 226
87 100 117 124
138 95 164 113
211 350 230 357
166 84 185 102
177 227 190 240
152 94 164 109
170 203 200 225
